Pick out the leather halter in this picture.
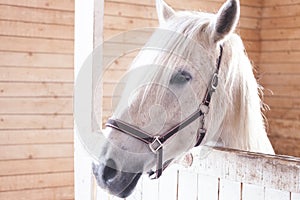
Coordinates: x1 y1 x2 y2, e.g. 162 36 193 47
106 45 224 179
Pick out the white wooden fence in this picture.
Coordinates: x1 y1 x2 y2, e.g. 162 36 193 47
90 146 300 200
74 0 300 199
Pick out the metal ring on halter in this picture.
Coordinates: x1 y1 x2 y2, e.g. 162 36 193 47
211 73 219 90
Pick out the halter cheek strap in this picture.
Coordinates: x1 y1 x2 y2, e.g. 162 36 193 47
105 45 223 179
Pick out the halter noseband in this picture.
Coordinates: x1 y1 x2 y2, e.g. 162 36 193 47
106 45 224 179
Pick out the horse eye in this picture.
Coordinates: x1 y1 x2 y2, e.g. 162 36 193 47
170 70 192 85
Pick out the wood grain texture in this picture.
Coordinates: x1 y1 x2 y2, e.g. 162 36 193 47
259 1 300 157
0 186 74 200
0 0 72 198
190 146 300 193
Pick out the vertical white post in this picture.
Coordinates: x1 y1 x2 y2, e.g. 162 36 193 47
74 0 103 199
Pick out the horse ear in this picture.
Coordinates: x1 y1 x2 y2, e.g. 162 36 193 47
156 0 175 25
213 0 240 42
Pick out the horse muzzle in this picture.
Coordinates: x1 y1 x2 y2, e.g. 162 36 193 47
92 160 142 198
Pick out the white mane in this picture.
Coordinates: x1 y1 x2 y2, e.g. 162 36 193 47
209 34 274 153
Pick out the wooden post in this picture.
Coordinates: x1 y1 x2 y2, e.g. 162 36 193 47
74 0 104 199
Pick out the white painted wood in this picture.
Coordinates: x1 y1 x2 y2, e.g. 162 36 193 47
197 173 219 200
142 175 160 200
190 146 300 193
74 134 94 200
178 169 198 200
74 0 95 199
291 192 300 200
265 188 290 200
242 183 264 200
95 185 109 200
219 179 241 200
159 165 178 200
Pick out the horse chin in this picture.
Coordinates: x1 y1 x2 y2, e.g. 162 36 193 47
94 168 142 198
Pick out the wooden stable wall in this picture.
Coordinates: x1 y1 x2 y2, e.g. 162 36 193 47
260 0 300 157
0 0 74 199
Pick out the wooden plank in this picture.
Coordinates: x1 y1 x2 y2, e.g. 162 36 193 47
142 176 159 200
0 67 73 82
0 186 74 200
260 51 300 63
265 188 290 200
261 75 300 87
269 136 300 157
0 4 74 25
268 119 300 139
107 1 262 19
262 4 300 18
105 2 156 20
104 16 260 31
261 40 300 52
159 165 178 200
262 85 300 98
265 108 300 121
239 29 260 41
0 82 73 97
0 0 75 11
242 183 264 200
197 174 218 200
0 143 73 160
261 28 300 40
0 129 73 145
0 115 73 130
106 0 262 8
178 169 198 200
189 146 300 193
259 63 300 74
0 98 72 114
0 158 73 176
264 96 300 109
247 52 260 63
103 82 117 97
219 179 241 200
263 0 300 7
261 16 300 29
102 69 127 83
239 17 260 30
104 15 158 30
0 36 74 54
291 193 300 200
104 56 134 70
0 20 74 40
243 40 260 52
0 172 73 192
95 187 110 200
0 51 73 68
240 5 262 18
102 42 142 57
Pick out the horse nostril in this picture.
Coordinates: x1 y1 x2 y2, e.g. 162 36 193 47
102 159 118 182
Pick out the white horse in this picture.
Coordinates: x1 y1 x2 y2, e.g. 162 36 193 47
93 0 274 198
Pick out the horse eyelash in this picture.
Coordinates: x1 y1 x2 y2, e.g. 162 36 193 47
169 69 193 85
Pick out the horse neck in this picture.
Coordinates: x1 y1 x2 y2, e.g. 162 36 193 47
207 36 274 154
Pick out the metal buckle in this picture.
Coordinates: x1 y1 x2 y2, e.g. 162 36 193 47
211 73 218 90
149 136 163 153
